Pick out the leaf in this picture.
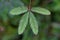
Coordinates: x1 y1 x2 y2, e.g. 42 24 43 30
18 12 29 34
31 7 50 15
10 7 27 15
29 12 38 35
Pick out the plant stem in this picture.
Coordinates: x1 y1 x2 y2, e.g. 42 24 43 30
28 0 32 11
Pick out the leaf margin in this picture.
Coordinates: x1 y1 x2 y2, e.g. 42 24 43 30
29 12 38 35
18 12 29 35
31 7 51 15
10 6 28 15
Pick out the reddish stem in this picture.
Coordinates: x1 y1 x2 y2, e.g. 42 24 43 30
28 0 32 11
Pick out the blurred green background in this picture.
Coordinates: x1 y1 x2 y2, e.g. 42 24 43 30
0 0 60 40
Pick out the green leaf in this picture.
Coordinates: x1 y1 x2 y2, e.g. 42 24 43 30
10 7 27 15
18 12 29 34
31 7 50 15
29 12 38 35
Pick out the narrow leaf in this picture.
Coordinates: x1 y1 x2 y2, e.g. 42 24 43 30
29 12 38 35
31 7 50 15
10 7 27 15
18 12 29 34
